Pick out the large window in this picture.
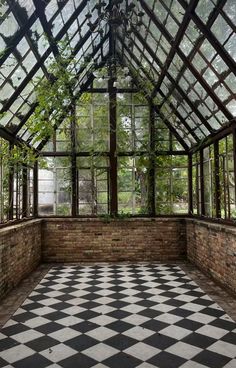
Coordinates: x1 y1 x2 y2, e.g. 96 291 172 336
117 93 149 152
118 157 148 215
77 94 109 152
0 138 34 223
191 134 236 220
38 157 71 216
219 135 236 219
203 146 215 217
77 157 109 215
38 90 189 217
156 156 188 214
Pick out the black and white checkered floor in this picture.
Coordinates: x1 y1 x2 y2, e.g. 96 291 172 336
0 264 236 368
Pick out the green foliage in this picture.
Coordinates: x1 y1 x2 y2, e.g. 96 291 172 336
25 38 95 147
26 56 75 146
0 139 37 173
0 0 8 20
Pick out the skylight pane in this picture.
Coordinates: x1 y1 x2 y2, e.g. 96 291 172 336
211 15 232 44
61 0 76 23
18 0 35 17
0 12 19 38
45 0 59 21
195 0 215 24
1 56 18 78
17 37 30 57
223 0 236 24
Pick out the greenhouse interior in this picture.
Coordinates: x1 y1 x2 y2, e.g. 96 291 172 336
0 0 236 367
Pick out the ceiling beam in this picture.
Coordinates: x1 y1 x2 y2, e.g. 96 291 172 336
4 32 108 146
159 0 228 109
0 126 33 149
178 0 236 75
7 0 49 77
86 88 139 93
140 0 233 122
131 29 213 134
14 30 109 137
32 0 60 58
0 0 71 67
151 0 199 99
0 0 89 115
190 118 236 153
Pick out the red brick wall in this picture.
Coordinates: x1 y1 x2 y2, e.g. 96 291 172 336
186 219 236 294
42 218 187 263
0 220 42 299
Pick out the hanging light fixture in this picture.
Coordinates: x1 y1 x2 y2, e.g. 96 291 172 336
93 64 132 86
87 0 145 86
86 0 144 37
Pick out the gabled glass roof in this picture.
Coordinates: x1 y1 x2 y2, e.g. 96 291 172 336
0 0 235 151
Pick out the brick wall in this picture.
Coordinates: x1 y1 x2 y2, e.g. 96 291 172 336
186 219 236 294
1 217 236 300
0 220 42 299
42 218 187 263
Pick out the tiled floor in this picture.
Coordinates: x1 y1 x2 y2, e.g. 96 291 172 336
0 264 236 368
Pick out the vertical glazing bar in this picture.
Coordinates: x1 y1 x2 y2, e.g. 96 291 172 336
22 163 28 217
109 78 118 215
232 127 236 217
33 160 38 217
200 149 205 216
71 99 77 217
149 102 155 216
109 2 118 216
188 153 193 215
214 140 221 218
8 144 14 220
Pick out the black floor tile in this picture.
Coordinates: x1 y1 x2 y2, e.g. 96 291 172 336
193 350 231 368
13 354 51 368
104 352 141 368
148 351 186 368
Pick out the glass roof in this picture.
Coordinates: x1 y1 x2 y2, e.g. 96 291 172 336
0 0 235 151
